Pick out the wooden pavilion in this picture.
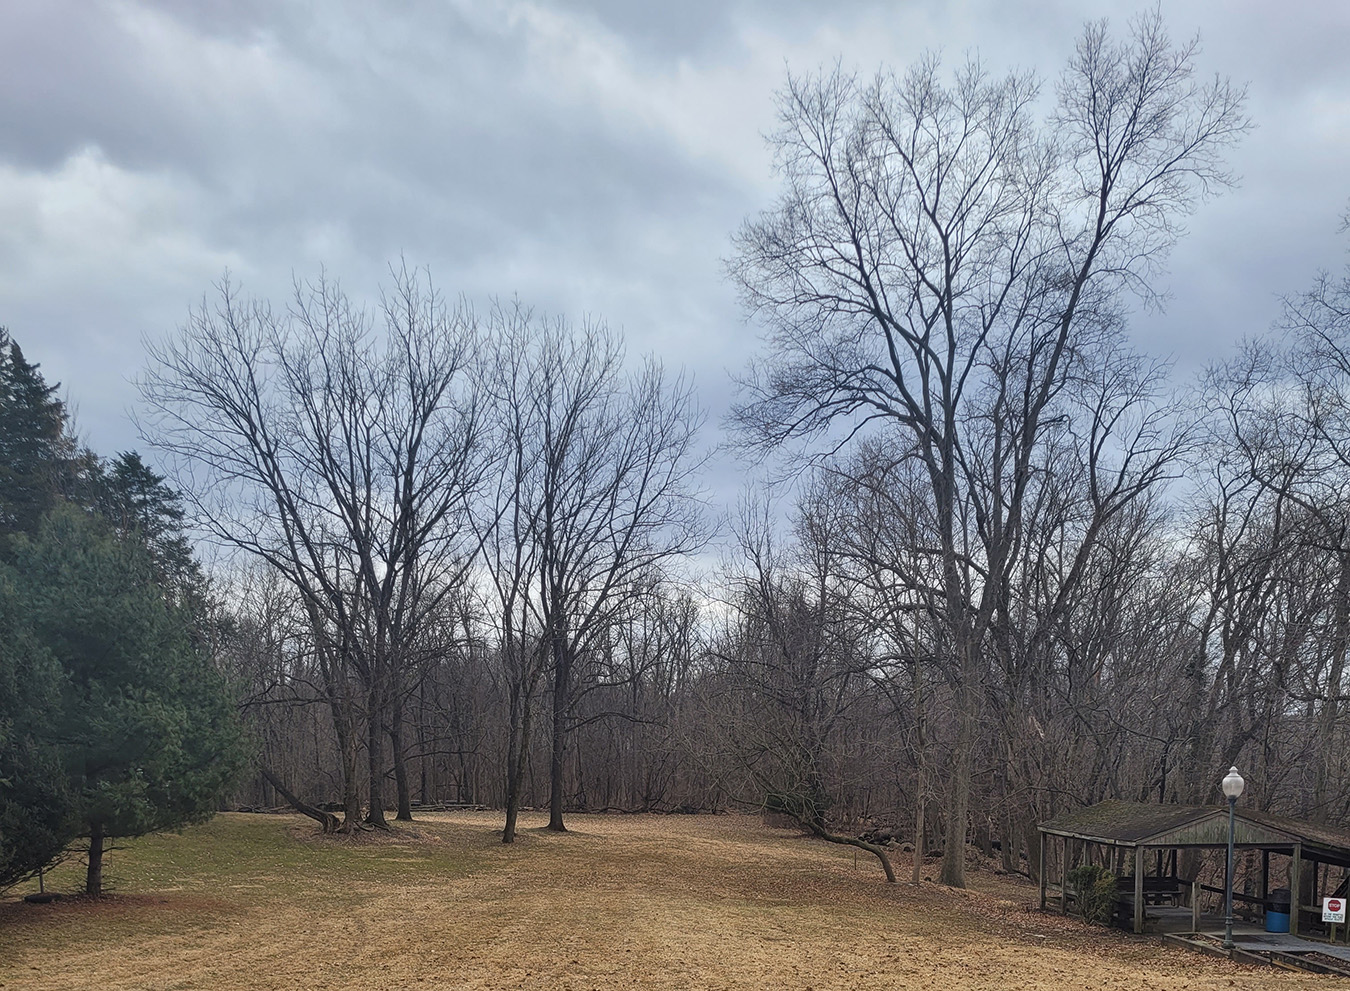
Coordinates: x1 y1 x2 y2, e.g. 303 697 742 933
1037 800 1350 935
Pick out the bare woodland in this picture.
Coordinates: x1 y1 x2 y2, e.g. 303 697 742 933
135 15 1350 887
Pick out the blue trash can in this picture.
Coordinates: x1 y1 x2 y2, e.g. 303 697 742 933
1266 888 1291 933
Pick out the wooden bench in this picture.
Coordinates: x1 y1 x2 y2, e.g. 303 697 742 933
1117 875 1187 906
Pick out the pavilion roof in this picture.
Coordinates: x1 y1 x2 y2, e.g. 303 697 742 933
1038 800 1350 867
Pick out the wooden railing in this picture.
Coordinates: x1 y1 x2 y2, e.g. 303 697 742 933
1196 883 1268 907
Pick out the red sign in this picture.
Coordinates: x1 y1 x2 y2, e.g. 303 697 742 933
1332 899 1343 913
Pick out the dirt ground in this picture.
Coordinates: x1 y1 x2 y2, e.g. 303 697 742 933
0 811 1327 990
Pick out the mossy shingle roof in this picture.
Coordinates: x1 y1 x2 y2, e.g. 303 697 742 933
1040 800 1217 843
1040 800 1350 865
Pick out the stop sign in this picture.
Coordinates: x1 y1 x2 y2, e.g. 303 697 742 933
1324 897 1346 922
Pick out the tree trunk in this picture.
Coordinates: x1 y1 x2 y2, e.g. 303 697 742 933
86 822 105 897
329 695 362 832
912 627 926 886
1022 818 1042 884
975 816 992 859
259 764 341 833
418 680 430 806
781 801 897 883
389 699 413 821
547 636 571 833
912 797 925 886
503 689 524 844
312 604 361 833
939 661 976 888
503 662 537 844
1312 550 1350 819
340 732 361 831
366 684 388 828
999 807 1017 874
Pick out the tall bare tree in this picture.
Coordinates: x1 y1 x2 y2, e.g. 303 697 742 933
475 304 709 840
139 265 486 829
730 11 1247 885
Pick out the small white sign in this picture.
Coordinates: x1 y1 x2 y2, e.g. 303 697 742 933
1323 897 1346 923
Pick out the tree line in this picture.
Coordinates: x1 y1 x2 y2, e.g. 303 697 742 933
5 11 1350 894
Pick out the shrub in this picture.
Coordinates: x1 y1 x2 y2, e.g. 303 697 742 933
1068 864 1117 925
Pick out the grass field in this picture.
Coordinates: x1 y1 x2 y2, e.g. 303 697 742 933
0 811 1322 990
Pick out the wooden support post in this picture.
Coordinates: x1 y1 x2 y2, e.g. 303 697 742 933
1261 850 1270 931
1039 831 1047 911
1134 845 1145 934
1061 836 1069 914
1291 844 1302 938
1192 879 1201 933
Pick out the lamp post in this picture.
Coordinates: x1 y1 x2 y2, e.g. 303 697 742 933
1222 765 1245 950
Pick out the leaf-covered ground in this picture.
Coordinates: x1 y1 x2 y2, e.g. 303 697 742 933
0 812 1319 990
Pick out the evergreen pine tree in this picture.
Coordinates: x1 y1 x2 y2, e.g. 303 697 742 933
0 328 70 545
92 451 207 615
0 567 74 890
11 505 247 895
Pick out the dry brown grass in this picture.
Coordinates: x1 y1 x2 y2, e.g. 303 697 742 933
0 811 1325 990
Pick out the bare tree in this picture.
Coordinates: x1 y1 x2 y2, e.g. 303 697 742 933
705 495 898 881
573 579 702 814
139 265 486 830
474 303 709 841
1192 246 1350 820
730 11 1247 885
221 562 362 826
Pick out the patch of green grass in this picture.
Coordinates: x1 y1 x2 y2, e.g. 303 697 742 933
9 812 496 905
2 813 505 964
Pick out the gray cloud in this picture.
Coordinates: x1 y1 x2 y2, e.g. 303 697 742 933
2 0 1347 506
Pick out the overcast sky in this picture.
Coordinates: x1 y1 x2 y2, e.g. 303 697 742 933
3 0 1348 501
